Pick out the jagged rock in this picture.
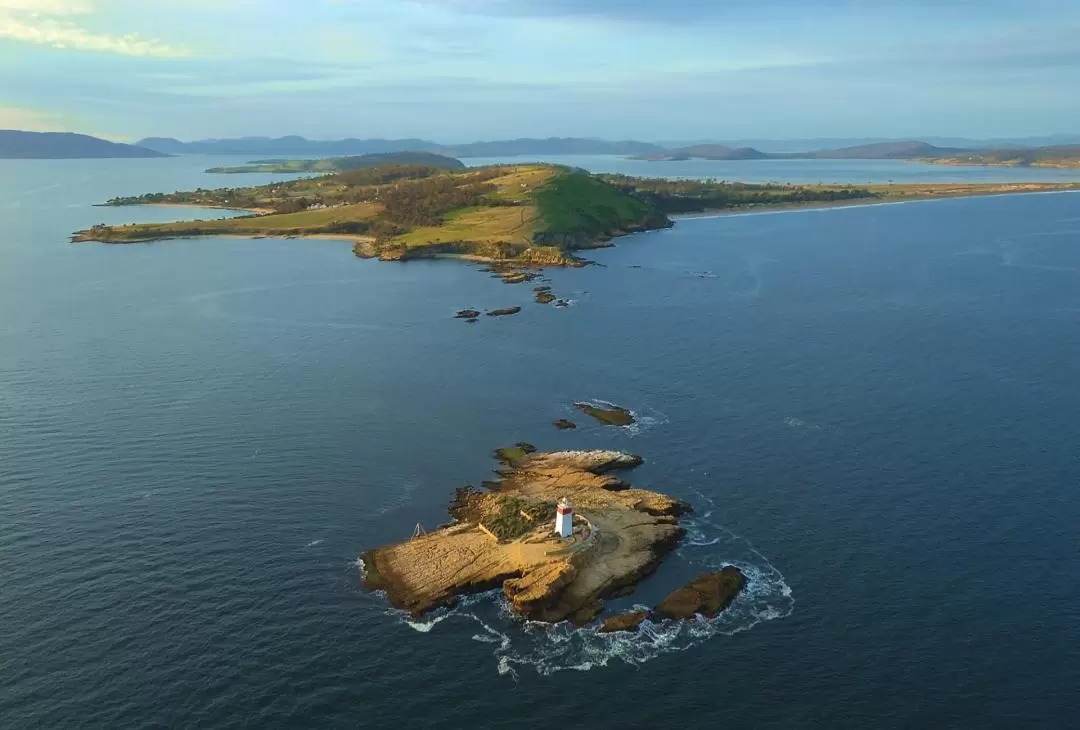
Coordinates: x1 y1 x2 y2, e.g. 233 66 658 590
535 291 556 304
455 309 481 319
598 610 650 634
653 567 747 620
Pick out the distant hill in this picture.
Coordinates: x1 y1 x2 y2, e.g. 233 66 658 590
137 136 438 156
206 152 466 174
0 130 168 159
665 144 768 160
443 138 666 158
805 141 966 159
138 135 666 158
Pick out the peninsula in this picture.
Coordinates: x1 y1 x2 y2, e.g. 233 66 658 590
73 163 1080 267
918 144 1080 168
360 445 748 628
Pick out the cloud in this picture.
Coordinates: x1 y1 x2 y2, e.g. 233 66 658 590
0 0 92 13
0 0 186 56
0 105 70 131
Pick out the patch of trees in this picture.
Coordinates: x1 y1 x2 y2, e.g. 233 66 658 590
379 177 496 227
333 164 445 187
601 175 877 212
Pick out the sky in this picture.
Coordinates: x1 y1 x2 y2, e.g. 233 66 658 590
2 0 1079 142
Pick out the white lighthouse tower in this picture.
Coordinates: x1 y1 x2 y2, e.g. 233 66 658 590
555 498 574 539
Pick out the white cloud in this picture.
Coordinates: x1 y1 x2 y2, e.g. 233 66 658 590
0 0 186 56
0 0 92 14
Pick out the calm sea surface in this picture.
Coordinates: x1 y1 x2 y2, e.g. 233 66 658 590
2 157 1079 728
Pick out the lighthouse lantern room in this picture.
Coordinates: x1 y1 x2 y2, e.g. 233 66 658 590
555 498 574 539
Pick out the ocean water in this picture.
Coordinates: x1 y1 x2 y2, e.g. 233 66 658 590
2 157 1080 728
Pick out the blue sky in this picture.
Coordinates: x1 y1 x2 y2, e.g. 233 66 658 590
2 0 1078 141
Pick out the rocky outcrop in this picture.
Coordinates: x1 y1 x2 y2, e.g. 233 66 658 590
455 309 480 319
498 271 536 284
653 567 747 620
553 419 577 430
598 610 650 634
486 307 521 317
535 291 556 304
576 402 636 427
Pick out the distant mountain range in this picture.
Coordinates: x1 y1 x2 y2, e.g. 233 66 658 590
6 129 1079 165
137 136 665 158
137 135 1075 162
0 130 168 159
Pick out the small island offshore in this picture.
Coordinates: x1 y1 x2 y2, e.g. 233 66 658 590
73 159 1080 268
361 443 747 632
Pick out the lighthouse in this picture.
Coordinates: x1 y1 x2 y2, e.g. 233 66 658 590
555 498 574 539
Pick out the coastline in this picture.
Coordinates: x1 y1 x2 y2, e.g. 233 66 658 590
670 184 1080 222
96 201 276 215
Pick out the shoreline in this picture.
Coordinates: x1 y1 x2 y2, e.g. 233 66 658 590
670 185 1080 222
97 202 276 215
74 231 375 245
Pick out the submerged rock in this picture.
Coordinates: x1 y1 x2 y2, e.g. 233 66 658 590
575 402 636 427
455 309 481 319
486 306 522 317
653 567 747 620
535 291 556 305
553 419 577 430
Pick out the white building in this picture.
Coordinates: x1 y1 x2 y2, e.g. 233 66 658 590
555 498 573 539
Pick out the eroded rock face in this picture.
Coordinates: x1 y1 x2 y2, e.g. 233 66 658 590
653 567 747 620
360 448 691 625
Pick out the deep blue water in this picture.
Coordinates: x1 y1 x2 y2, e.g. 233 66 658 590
2 157 1080 728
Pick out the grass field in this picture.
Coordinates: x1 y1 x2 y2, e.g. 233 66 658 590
535 172 658 237
391 205 537 246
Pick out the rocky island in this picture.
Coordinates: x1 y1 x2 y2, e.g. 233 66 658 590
361 447 710 626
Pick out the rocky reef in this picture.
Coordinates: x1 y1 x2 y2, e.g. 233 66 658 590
360 448 691 625
653 567 747 620
576 402 636 427
596 567 748 633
